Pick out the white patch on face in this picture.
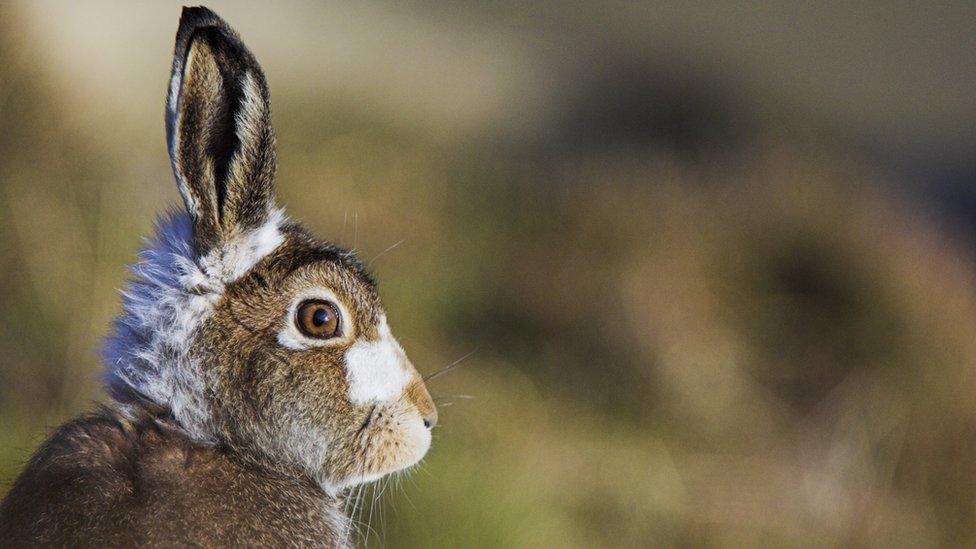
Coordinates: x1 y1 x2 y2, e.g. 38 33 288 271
344 316 412 405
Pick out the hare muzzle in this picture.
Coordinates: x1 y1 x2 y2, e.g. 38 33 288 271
339 315 437 484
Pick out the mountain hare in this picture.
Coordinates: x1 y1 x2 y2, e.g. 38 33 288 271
0 7 436 546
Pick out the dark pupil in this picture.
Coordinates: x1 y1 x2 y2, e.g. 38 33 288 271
312 307 330 327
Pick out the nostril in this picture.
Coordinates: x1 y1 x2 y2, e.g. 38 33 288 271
422 413 436 429
423 418 431 429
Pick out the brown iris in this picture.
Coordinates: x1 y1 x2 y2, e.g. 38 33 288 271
295 300 341 339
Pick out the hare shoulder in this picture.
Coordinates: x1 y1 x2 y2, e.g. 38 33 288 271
0 400 349 547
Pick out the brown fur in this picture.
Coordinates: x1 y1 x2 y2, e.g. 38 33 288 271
0 401 347 547
0 7 435 546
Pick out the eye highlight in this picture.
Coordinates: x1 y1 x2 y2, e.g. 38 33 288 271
296 300 341 339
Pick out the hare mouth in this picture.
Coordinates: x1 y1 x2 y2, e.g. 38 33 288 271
354 404 377 438
335 403 431 490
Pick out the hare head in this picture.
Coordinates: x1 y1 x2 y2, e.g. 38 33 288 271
103 7 436 493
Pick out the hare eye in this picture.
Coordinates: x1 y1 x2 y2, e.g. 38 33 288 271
296 300 341 339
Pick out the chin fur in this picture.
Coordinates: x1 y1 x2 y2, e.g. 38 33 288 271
326 406 432 494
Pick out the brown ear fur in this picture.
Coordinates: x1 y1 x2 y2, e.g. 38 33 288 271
167 7 276 258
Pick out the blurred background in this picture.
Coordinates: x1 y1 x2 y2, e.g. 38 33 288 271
2 1 975 546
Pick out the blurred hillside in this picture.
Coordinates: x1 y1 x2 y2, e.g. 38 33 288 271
2 2 976 547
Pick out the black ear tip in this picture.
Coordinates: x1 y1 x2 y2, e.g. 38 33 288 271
181 6 213 17
176 6 228 38
179 6 221 26
181 5 214 16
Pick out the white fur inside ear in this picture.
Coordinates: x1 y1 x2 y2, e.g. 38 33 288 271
235 71 266 145
344 316 412 405
167 58 183 147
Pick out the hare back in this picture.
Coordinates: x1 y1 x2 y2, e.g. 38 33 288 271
0 404 350 547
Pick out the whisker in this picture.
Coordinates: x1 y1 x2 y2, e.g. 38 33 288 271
423 348 478 383
366 475 380 546
434 394 473 401
367 239 405 268
399 473 417 511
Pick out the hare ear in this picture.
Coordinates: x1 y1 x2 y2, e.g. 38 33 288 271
166 7 277 260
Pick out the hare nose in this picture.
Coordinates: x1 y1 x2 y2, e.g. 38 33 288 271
403 371 437 428
423 410 437 429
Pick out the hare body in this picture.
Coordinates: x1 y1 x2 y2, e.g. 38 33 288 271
0 404 349 547
0 6 435 546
